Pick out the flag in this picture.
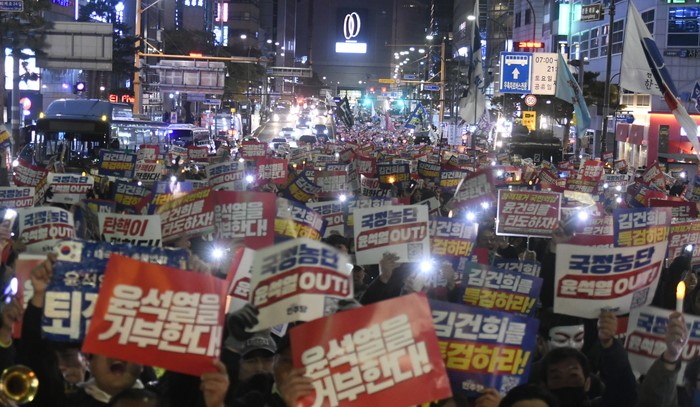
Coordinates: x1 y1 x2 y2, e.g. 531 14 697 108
458 20 486 124
555 53 591 138
385 111 395 131
693 82 700 113
620 2 700 154
405 103 428 129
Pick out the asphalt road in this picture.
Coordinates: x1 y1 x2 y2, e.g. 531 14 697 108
252 116 335 142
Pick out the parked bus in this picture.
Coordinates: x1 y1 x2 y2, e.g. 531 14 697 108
166 124 214 151
25 99 169 168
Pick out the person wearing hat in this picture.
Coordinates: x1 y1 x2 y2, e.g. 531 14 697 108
237 333 277 383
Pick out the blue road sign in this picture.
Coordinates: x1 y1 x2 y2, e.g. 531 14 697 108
403 75 417 80
499 52 532 94
0 0 23 11
423 84 440 91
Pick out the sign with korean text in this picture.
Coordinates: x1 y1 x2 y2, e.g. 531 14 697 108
157 188 216 242
625 306 700 384
429 217 478 260
460 262 541 316
207 161 245 191
667 219 700 264
450 170 494 209
283 172 322 203
306 200 345 237
531 53 558 95
187 146 209 163
12 160 46 187
114 181 151 213
499 52 532 94
239 141 267 158
137 145 160 161
496 190 561 237
360 176 391 198
0 186 34 208
492 259 542 277
19 207 75 254
275 198 327 242
417 160 440 180
612 207 671 248
377 163 410 189
649 198 698 220
290 293 452 407
439 170 468 192
97 213 162 247
54 240 189 269
354 205 430 265
554 242 666 318
314 170 347 198
134 162 164 183
83 255 225 376
225 246 255 312
47 173 95 204
431 300 539 397
256 157 288 185
249 238 351 331
214 191 275 249
344 197 393 238
98 151 137 178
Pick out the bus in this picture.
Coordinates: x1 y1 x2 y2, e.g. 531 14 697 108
166 124 214 150
24 99 169 168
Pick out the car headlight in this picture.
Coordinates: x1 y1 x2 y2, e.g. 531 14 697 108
324 129 328 134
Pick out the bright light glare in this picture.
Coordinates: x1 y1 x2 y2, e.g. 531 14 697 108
339 194 347 202
481 202 490 210
11 160 18 168
3 209 16 221
245 174 255 183
466 212 476 221
170 176 177 182
577 211 589 222
212 247 224 260
686 244 695 253
420 259 433 273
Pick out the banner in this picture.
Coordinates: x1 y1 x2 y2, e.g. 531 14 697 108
54 239 189 269
431 300 539 397
354 205 430 265
134 162 164 183
83 255 225 376
13 159 47 187
649 198 698 220
47 173 95 204
157 188 216 242
214 191 276 249
275 198 326 241
207 161 245 191
19 207 75 254
249 238 351 331
667 219 700 264
496 190 561 237
306 200 345 237
256 158 288 185
290 293 452 406
429 217 478 260
612 207 671 248
625 306 700 384
0 186 34 209
554 242 666 318
98 151 137 178
97 213 162 247
283 172 322 203
460 263 541 316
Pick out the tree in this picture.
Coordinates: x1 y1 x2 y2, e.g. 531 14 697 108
0 0 52 143
78 0 139 89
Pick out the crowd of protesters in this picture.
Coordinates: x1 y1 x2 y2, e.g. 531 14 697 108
0 115 699 407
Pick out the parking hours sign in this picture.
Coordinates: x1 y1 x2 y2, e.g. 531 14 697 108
531 53 559 95
499 52 532 94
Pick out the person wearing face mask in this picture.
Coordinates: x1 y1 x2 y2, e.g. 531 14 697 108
636 311 692 407
538 310 637 407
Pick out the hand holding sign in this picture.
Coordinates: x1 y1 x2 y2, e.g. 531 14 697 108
279 367 314 407
30 253 56 308
597 310 618 349
200 359 230 407
664 312 689 364
379 252 400 283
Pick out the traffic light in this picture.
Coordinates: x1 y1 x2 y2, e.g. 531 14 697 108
74 82 86 94
381 87 387 93
368 87 375 93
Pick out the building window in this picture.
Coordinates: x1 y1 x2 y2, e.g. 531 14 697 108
580 30 589 59
525 9 532 25
612 19 624 54
515 12 521 28
621 92 651 108
589 27 599 58
215 2 229 23
600 24 608 56
641 9 654 34
668 7 700 47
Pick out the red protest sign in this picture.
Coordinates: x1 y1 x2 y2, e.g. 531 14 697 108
157 187 216 242
83 255 225 376
13 254 45 339
256 157 288 185
290 293 452 407
496 190 561 237
213 191 276 249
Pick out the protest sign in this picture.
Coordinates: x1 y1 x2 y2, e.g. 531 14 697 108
438 170 467 192
355 156 376 176
306 200 344 237
283 172 322 203
649 197 698 220
667 219 700 264
47 173 94 204
214 191 275 249
83 255 225 376
496 190 560 237
359 176 391 198
449 170 494 210
377 163 410 189
239 141 267 158
150 181 194 209
314 170 347 198
290 293 452 407
98 151 137 178
137 145 160 161
417 160 440 180
207 161 245 191
460 262 541 316
134 162 164 183
429 217 478 260
275 198 326 241
13 159 47 187
354 205 430 265
257 157 288 185
19 207 75 254
97 213 162 247
625 306 700 384
430 300 539 397
114 181 152 213
554 242 666 318
0 186 34 209
187 146 209 162
612 207 671 248
12 254 44 338
157 188 216 242
249 238 351 331
54 239 189 269
225 246 255 312
344 197 393 238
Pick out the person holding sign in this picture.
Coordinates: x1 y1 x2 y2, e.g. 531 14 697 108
637 311 692 407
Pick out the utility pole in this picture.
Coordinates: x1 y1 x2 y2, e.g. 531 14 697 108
439 38 446 122
601 0 615 156
133 0 142 115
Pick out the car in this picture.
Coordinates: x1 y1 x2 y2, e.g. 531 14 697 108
242 136 260 143
298 135 318 146
312 124 329 136
296 116 311 129
280 127 296 139
269 137 288 150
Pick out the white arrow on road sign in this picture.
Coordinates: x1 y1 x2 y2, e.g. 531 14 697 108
513 68 520 79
